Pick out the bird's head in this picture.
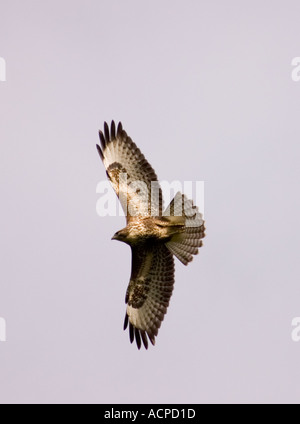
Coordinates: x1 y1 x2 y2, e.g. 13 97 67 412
111 228 129 243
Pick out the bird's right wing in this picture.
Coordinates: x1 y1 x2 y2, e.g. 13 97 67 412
96 121 163 222
124 243 175 349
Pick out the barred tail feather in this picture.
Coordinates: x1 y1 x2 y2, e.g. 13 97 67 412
165 192 205 265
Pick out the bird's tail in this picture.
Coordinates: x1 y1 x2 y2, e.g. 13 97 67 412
164 192 205 265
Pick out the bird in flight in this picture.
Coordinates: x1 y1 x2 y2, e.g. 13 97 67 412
96 121 205 349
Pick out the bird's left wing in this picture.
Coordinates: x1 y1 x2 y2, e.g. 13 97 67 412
124 243 175 349
96 121 163 222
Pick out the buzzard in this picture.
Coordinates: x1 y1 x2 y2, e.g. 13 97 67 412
96 121 205 349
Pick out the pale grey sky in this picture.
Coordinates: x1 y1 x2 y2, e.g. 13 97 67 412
1 0 300 404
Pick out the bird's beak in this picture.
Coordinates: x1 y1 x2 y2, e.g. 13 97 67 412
111 233 118 241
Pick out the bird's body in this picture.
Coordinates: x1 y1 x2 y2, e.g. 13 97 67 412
96 121 205 349
113 216 185 245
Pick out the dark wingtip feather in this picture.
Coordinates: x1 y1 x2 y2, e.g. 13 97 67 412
141 331 148 350
123 313 129 330
111 120 116 139
135 328 141 350
96 144 104 160
129 323 134 344
98 130 106 150
117 122 123 136
148 333 156 346
104 121 110 143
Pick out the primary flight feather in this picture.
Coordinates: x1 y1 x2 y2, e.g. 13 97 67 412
96 121 205 349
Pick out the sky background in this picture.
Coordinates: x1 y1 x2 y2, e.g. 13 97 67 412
1 0 300 404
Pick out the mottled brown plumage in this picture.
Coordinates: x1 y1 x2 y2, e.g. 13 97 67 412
96 121 205 349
